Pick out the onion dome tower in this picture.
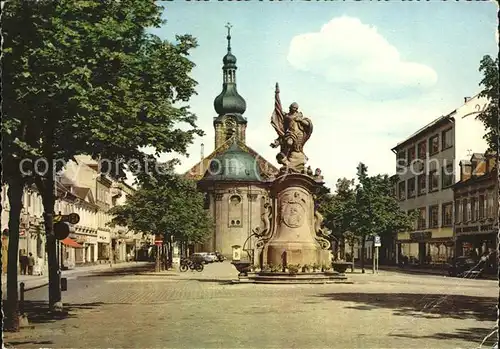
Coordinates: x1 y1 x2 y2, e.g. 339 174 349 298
213 23 248 148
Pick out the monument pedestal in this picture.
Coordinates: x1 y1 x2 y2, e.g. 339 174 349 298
264 173 326 267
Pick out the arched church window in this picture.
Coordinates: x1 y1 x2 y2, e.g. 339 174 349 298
230 195 241 205
228 194 242 227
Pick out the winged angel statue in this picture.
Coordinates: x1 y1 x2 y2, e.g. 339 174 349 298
270 83 313 174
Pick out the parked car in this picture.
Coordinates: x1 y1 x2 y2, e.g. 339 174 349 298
190 252 215 264
214 251 226 262
448 256 484 278
203 252 217 263
207 252 219 262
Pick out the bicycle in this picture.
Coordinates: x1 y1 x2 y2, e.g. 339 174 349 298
179 258 203 272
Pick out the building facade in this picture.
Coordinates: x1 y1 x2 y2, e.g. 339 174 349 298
453 151 497 274
2 156 147 275
2 185 47 274
184 27 279 257
110 181 144 261
392 94 489 265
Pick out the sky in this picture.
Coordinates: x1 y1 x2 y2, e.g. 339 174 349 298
145 0 498 190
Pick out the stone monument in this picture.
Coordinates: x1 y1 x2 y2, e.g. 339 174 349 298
255 83 332 268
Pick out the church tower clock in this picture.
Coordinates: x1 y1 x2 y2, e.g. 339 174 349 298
213 23 247 149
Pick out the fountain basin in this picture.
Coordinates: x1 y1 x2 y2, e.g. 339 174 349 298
331 261 351 274
246 271 351 284
231 261 252 277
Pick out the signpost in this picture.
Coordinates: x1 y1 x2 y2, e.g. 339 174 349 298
373 235 381 274
53 213 80 241
154 235 163 272
52 213 80 295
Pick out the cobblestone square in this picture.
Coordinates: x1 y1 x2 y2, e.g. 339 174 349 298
4 262 497 348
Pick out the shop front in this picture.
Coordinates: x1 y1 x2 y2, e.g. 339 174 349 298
455 223 497 274
97 231 111 262
61 235 83 269
72 233 98 264
397 228 454 266
124 238 138 261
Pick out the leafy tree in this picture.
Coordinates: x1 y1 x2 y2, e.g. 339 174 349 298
318 178 356 259
2 0 201 328
350 163 415 272
477 55 499 151
109 163 213 257
320 164 415 272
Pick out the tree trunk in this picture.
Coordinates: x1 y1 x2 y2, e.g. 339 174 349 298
43 197 60 311
340 234 345 260
350 243 355 272
5 179 24 331
162 244 167 271
155 244 161 272
41 101 60 312
169 241 174 269
37 165 60 312
360 235 366 273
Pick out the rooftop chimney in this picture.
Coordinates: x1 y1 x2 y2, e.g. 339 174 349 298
200 143 205 160
464 96 471 103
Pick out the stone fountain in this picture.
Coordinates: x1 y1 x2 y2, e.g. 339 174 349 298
233 83 350 284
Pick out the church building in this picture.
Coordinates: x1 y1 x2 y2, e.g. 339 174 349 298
184 25 279 258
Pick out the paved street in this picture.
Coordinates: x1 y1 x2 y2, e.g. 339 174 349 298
1 261 151 295
4 262 497 349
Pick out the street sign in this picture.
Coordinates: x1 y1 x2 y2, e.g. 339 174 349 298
374 235 381 247
55 213 80 225
154 235 163 246
67 213 80 225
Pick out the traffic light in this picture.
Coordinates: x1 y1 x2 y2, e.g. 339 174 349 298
54 221 74 240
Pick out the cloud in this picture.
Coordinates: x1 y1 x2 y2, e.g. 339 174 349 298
287 16 438 99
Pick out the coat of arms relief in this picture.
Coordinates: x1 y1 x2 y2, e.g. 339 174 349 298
280 191 307 229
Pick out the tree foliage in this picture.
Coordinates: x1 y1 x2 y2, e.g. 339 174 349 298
319 178 356 234
2 0 202 320
318 163 414 268
319 164 414 242
109 164 213 244
477 54 499 151
3 0 202 183
350 163 414 239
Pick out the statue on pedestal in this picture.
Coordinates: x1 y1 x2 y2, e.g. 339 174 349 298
270 83 313 174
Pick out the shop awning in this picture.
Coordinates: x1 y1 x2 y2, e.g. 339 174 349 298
61 237 83 248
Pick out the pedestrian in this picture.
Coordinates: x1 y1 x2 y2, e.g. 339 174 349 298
19 252 28 275
27 253 35 275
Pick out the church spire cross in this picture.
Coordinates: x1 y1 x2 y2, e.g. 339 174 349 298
225 22 232 52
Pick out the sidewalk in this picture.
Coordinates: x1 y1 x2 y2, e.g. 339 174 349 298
1 261 152 291
360 264 497 280
376 264 447 276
